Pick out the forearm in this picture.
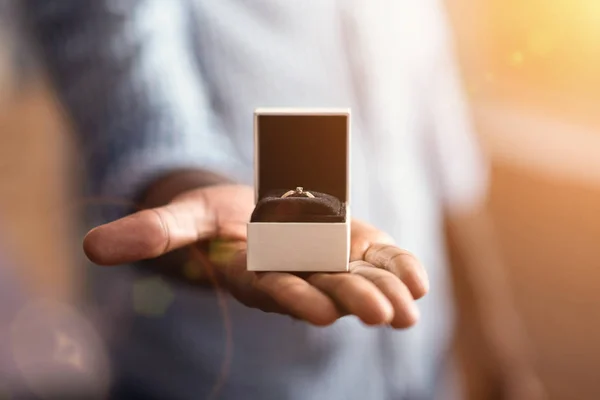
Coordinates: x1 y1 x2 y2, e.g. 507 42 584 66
447 205 532 370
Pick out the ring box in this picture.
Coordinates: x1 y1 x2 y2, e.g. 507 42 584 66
247 108 351 272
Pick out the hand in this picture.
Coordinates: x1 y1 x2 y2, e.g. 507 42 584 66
83 184 429 327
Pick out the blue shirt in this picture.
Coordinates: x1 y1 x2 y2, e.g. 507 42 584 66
23 1 488 399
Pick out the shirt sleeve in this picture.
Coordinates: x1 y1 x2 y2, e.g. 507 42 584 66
20 0 243 221
423 16 490 215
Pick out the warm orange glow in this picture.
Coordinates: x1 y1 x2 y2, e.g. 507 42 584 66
509 51 525 67
462 0 600 118
526 29 554 57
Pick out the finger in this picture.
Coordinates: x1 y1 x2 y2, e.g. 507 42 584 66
307 272 394 326
253 272 341 326
193 246 285 315
364 244 429 299
350 261 419 328
84 185 252 266
350 219 395 262
206 247 339 325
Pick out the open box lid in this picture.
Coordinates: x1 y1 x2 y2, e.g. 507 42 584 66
254 108 350 205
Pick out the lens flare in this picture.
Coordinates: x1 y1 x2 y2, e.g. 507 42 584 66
10 300 111 399
132 276 175 317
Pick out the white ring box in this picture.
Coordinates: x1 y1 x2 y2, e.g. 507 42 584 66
247 108 351 272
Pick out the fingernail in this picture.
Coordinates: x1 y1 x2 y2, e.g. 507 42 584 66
383 301 395 323
410 303 421 321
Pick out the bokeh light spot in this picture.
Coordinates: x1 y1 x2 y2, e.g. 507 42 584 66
9 300 111 399
53 331 84 370
465 82 479 98
132 276 175 317
209 240 244 266
509 51 525 67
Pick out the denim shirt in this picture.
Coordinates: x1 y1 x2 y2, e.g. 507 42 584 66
21 1 487 399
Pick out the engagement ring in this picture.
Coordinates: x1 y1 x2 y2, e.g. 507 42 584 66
281 187 315 199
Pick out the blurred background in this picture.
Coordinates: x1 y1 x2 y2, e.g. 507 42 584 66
0 0 599 399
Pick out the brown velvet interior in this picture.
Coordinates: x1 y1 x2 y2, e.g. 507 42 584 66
256 113 348 201
250 189 346 223
253 112 348 223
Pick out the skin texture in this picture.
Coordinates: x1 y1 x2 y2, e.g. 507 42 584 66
83 170 545 398
83 173 429 329
447 208 547 400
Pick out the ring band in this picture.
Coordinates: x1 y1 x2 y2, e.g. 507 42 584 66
281 186 315 199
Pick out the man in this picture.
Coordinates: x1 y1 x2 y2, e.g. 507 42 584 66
21 0 543 399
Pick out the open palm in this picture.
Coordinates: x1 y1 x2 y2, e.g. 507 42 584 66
84 185 428 328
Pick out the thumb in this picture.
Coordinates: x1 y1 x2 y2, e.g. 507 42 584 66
83 185 254 266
